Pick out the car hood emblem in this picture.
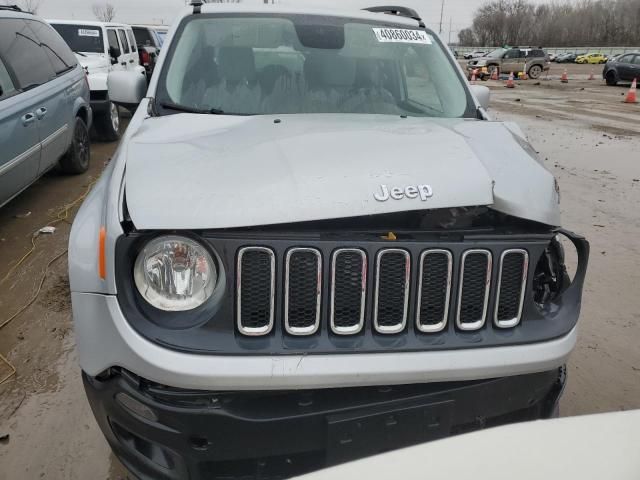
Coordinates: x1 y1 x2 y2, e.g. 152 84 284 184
374 184 433 202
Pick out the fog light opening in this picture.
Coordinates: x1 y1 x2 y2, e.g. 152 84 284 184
115 392 158 422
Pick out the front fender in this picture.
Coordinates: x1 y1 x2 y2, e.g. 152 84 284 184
88 72 108 92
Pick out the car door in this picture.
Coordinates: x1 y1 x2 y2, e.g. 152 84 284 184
117 28 137 71
126 28 139 66
502 49 523 75
24 19 79 174
106 27 126 72
0 18 46 205
616 54 634 81
630 55 640 81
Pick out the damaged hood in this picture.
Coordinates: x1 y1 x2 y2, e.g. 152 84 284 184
124 114 559 230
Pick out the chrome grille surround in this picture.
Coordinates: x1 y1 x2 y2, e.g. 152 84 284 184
456 249 493 331
373 249 411 334
330 248 367 335
284 248 322 336
415 249 453 333
494 249 529 329
236 247 276 336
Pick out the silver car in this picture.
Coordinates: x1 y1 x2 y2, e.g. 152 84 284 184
69 4 589 479
0 6 92 208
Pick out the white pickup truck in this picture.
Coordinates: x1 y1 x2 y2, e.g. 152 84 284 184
49 20 146 140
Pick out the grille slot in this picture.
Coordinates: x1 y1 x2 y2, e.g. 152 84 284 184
416 250 453 333
374 249 410 334
495 249 529 328
236 247 275 336
456 250 492 331
285 248 322 335
330 249 367 335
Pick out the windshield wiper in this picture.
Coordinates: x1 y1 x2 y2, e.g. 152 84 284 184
72 50 87 57
160 101 226 115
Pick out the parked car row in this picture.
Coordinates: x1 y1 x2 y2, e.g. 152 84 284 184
0 5 153 209
553 52 608 64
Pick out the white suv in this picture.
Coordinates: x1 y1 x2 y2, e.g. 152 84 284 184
49 20 146 140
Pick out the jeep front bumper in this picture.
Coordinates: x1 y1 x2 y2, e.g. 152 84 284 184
84 367 565 480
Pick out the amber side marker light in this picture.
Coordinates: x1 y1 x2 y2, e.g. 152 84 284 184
99 227 106 279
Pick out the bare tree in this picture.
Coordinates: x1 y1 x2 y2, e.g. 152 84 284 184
462 0 640 47
92 2 116 22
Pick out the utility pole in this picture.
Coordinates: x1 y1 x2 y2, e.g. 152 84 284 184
438 0 444 35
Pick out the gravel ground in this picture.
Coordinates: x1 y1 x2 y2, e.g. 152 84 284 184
0 76 639 479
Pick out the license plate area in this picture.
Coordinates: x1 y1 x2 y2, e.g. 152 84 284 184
326 400 453 465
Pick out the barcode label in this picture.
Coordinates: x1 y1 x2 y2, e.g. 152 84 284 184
372 28 432 44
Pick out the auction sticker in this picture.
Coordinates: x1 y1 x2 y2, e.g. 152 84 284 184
372 28 432 44
78 29 100 37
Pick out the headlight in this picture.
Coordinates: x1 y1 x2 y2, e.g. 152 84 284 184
133 236 217 311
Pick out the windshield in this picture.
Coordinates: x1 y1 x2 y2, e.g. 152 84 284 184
157 14 471 117
50 24 104 54
486 48 506 58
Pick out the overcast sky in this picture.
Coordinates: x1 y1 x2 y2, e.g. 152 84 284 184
35 0 483 43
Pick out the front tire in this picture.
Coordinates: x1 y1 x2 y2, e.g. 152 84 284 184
59 117 90 174
94 101 121 142
528 64 543 79
605 71 618 86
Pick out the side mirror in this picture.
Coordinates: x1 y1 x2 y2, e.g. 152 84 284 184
107 70 146 110
469 84 490 110
109 46 121 64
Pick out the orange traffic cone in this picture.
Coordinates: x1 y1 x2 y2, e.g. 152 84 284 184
624 78 637 103
561 70 569 83
522 70 529 80
490 68 499 81
588 71 595 80
505 72 515 88
470 68 478 83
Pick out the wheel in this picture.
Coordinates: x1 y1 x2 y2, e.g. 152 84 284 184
605 71 618 86
94 101 121 142
528 64 543 79
59 117 90 174
487 64 499 75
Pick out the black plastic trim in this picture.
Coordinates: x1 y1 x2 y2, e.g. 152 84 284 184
84 368 565 480
114 230 588 356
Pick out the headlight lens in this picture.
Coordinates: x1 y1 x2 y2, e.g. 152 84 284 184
133 236 217 311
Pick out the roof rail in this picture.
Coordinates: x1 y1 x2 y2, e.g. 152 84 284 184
0 5 24 12
363 6 424 26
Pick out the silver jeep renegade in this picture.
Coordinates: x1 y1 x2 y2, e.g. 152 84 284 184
69 4 589 479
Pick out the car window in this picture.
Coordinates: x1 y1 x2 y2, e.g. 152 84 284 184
26 20 77 75
0 57 17 100
118 29 130 54
133 27 153 46
160 15 471 118
631 55 640 65
0 18 55 89
50 23 105 54
503 49 521 59
126 29 137 52
528 50 544 58
107 29 120 53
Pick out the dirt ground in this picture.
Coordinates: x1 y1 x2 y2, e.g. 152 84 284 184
1 71 639 479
